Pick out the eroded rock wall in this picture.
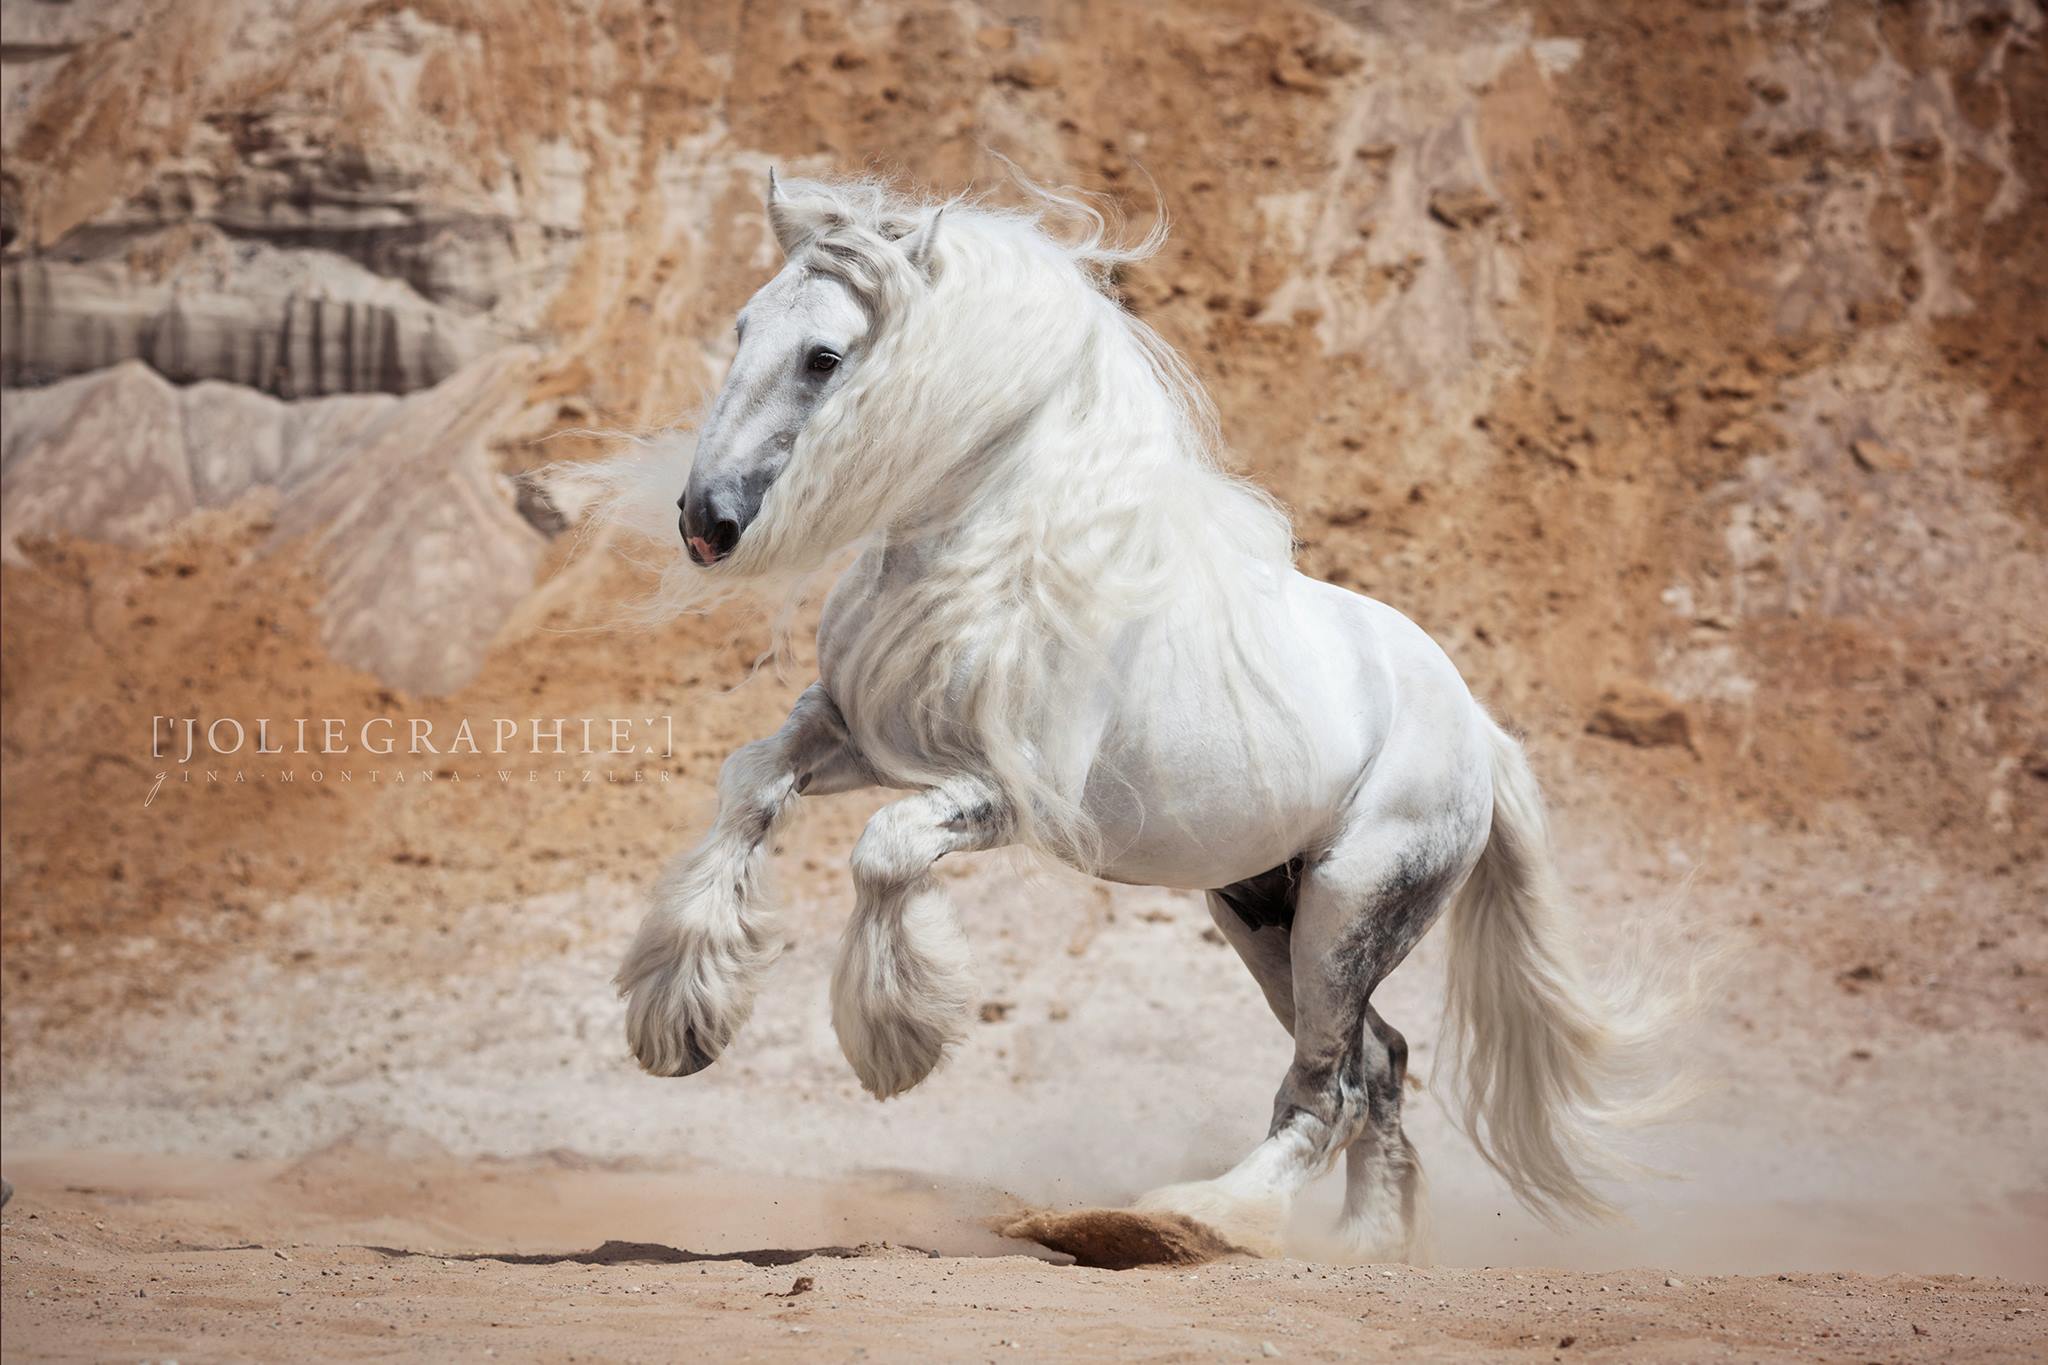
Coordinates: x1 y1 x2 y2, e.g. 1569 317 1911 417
0 0 2041 876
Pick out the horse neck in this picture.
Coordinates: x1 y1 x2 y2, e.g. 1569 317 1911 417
887 321 1191 558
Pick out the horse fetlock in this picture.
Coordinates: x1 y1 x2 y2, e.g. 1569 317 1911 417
848 819 932 896
616 854 777 1077
1336 1131 1425 1264
831 879 974 1098
834 985 964 1098
619 919 774 1077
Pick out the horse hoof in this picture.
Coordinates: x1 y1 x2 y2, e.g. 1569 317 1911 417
626 1017 720 1078
622 969 747 1077
665 1028 721 1077
1134 1180 1288 1259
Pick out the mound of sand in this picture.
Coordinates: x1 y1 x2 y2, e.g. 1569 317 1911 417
1000 1207 1251 1270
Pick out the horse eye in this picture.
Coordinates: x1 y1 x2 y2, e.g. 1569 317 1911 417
807 348 840 374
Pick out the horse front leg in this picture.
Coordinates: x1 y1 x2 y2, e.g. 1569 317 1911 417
618 682 866 1076
832 778 1011 1098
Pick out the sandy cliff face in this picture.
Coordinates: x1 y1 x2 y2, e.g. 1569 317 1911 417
0 0 2042 1106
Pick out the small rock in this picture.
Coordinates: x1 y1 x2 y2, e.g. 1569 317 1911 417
1262 1342 1283 1358
1646 238 1694 268
1428 185 1500 229
1708 419 1762 451
1699 367 1761 400
769 1275 815 1299
1586 685 1694 752
1271 46 1325 92
1850 438 1911 472
994 56 1056 90
1665 1276 1685 1288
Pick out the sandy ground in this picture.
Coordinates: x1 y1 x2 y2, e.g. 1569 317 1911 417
4 1151 2045 1363
3 832 2045 1360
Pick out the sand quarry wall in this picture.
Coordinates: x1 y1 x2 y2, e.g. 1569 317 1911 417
1 0 2044 1274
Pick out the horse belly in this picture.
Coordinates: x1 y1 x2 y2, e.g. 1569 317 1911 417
1085 593 1388 889
1085 727 1373 888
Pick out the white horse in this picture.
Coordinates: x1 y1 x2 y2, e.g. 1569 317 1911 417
603 173 1680 1259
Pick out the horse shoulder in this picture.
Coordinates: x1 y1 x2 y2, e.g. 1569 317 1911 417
816 542 889 688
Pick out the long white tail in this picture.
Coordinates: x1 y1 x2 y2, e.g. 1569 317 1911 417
1439 717 1695 1223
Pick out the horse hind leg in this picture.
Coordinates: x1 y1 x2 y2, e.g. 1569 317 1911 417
1141 802 1483 1258
1337 1006 1427 1262
1204 871 1300 1035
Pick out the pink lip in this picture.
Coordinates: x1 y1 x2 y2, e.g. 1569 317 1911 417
688 535 719 565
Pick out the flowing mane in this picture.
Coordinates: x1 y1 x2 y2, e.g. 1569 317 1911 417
597 176 1299 865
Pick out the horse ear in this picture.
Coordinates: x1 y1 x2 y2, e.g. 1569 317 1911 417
899 207 944 280
766 171 853 257
766 168 808 257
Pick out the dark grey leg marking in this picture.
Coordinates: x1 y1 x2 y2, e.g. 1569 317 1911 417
1360 1004 1424 1230
1331 852 1465 995
1270 844 1468 1165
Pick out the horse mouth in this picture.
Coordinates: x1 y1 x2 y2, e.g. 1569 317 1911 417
686 534 722 566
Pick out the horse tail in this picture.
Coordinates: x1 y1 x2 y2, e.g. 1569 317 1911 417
1438 715 1699 1223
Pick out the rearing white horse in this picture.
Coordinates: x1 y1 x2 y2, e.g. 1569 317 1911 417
602 173 1680 1259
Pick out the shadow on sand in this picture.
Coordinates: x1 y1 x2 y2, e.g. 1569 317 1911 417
359 1238 939 1268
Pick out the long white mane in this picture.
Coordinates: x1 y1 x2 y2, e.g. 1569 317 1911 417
590 176 1298 866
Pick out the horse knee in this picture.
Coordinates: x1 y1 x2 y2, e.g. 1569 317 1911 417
716 738 797 835
850 810 939 900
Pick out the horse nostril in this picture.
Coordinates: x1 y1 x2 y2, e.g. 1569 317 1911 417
679 487 747 564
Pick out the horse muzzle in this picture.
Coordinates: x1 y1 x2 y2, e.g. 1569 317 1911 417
678 485 748 566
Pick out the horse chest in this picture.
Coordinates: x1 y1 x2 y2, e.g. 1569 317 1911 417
814 546 998 784
814 624 960 789
828 660 958 780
